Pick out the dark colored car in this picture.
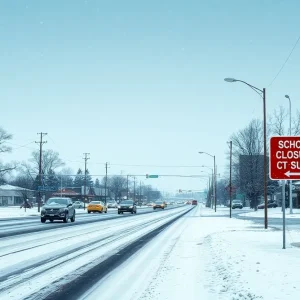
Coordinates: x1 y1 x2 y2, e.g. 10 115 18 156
41 197 75 223
232 200 243 209
118 200 136 214
192 200 198 205
257 200 278 209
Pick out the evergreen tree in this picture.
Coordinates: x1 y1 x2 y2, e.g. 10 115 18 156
95 178 100 188
45 169 59 188
86 169 93 187
73 168 85 187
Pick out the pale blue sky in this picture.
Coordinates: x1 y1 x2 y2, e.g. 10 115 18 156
1 0 300 193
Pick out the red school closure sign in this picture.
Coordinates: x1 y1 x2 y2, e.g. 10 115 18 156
270 136 300 180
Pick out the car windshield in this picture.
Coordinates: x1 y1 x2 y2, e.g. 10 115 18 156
232 200 241 204
46 198 68 205
121 201 133 205
90 201 100 204
155 201 163 204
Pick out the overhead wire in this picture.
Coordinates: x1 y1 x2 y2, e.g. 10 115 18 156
268 34 300 87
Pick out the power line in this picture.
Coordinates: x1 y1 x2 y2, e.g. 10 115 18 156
269 34 300 87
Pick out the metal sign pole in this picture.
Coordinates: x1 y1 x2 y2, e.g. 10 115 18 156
282 180 286 249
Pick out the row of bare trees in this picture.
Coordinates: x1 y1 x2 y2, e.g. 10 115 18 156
222 106 300 210
0 126 160 202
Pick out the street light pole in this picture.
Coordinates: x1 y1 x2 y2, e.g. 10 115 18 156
199 152 217 211
224 78 268 229
214 155 217 212
229 141 233 218
263 88 268 228
285 95 293 214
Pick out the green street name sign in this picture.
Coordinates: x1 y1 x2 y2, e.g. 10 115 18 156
146 174 159 178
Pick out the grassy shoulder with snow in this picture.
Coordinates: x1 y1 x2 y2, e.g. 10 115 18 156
122 205 300 300
239 207 300 219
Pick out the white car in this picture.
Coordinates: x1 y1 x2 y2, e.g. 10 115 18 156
73 201 84 209
107 201 118 208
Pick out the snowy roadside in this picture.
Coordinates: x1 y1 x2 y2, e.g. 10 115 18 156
87 206 300 300
239 207 300 219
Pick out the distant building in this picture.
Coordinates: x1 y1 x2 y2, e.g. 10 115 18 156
0 184 34 206
49 186 108 202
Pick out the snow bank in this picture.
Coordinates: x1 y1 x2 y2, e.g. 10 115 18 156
0 207 40 218
240 207 300 219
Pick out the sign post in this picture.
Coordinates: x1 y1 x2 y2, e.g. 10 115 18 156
270 136 300 249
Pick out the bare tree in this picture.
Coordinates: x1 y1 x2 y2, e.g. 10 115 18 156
20 149 65 178
57 167 74 187
30 149 65 174
108 176 127 200
10 175 34 190
270 106 300 136
231 119 265 210
0 127 15 179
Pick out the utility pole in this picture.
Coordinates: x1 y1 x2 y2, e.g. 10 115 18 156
133 177 136 203
83 153 90 210
105 162 108 205
127 175 129 200
35 132 47 212
229 141 233 218
139 181 142 203
214 156 217 212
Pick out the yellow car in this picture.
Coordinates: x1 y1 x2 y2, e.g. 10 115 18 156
153 200 165 210
87 201 107 214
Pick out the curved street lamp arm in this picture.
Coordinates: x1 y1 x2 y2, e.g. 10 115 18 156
199 151 214 158
235 80 263 93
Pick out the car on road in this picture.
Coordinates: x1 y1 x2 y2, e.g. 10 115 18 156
257 200 278 209
107 201 118 208
73 201 84 209
87 201 108 213
192 200 198 205
41 197 75 223
153 200 165 210
118 200 136 214
232 200 243 209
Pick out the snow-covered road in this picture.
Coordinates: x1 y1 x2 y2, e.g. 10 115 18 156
0 205 193 300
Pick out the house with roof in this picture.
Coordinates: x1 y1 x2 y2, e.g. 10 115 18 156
0 184 35 206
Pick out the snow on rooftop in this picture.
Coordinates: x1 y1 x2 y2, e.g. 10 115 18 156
0 184 31 191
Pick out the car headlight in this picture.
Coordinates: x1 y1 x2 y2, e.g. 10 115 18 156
118 206 121 209
59 208 66 212
129 206 133 208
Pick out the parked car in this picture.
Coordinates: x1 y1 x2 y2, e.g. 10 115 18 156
257 200 278 209
232 200 243 209
41 197 75 223
87 201 108 213
118 200 136 214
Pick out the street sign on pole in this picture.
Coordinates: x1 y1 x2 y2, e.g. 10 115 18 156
146 175 159 178
270 136 300 180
